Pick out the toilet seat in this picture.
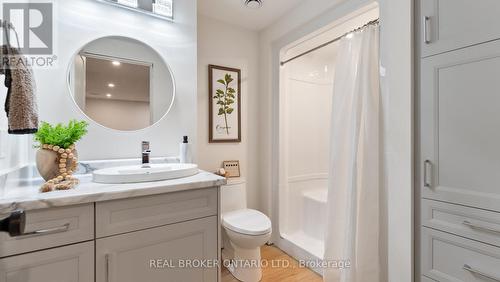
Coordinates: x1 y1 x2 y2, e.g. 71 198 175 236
222 209 271 236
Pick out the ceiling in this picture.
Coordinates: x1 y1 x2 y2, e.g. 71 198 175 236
198 0 304 31
85 57 150 102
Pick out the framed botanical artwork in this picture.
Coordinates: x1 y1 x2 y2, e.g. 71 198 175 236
209 65 241 143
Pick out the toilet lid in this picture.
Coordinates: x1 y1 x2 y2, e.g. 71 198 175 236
222 209 272 236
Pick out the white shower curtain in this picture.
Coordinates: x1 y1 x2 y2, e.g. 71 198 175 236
323 24 381 282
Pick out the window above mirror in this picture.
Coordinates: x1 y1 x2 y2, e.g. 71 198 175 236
99 0 173 20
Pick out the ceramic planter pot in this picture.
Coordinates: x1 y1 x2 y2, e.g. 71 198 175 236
36 147 78 181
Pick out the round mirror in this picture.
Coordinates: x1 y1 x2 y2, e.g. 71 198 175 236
67 36 175 131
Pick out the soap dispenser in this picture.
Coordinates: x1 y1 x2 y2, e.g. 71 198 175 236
179 136 191 163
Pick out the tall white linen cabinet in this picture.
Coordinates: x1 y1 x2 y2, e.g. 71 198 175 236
416 1 500 281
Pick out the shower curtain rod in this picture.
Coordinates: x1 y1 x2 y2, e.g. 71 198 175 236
280 18 379 66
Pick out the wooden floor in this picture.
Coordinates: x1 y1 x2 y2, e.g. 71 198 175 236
222 245 322 282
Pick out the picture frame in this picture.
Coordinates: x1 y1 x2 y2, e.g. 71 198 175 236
209 65 241 143
223 160 241 178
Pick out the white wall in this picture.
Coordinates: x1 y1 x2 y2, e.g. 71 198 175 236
32 0 196 161
0 86 30 174
379 0 414 281
197 15 260 209
258 0 413 281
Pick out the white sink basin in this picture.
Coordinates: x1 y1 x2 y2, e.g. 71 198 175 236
92 163 199 184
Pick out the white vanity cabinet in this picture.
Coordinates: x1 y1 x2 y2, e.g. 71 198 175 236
0 186 221 282
419 0 500 57
95 188 219 282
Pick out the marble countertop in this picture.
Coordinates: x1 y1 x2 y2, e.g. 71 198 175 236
0 169 226 214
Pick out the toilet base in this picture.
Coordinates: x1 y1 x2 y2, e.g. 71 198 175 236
222 243 262 282
220 212 272 282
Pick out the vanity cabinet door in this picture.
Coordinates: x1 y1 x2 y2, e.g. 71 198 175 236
420 39 500 212
96 216 218 282
0 241 94 282
419 0 500 57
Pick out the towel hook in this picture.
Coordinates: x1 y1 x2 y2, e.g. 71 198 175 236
0 19 11 29
1 19 21 49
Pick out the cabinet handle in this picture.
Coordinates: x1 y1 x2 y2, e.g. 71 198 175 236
424 16 432 44
18 223 70 238
424 160 432 188
105 254 112 282
463 264 500 281
463 220 500 235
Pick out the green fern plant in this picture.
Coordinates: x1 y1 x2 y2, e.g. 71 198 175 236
34 120 89 149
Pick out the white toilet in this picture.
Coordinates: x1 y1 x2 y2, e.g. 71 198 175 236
221 178 272 282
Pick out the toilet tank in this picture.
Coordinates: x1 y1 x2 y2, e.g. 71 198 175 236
221 178 247 214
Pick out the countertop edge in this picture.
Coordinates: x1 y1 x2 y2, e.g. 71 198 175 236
0 171 227 213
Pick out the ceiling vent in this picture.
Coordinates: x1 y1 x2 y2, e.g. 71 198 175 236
244 0 263 9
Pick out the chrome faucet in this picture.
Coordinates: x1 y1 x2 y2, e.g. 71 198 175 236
141 141 151 168
79 163 95 174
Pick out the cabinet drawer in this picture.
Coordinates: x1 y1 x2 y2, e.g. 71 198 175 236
0 241 94 282
422 199 500 247
96 216 218 282
422 227 500 282
421 276 437 282
0 204 94 257
96 187 218 237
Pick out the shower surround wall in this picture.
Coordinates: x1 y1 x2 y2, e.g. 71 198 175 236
279 46 335 258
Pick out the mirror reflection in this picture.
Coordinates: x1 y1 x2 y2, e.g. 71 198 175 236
68 36 175 131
